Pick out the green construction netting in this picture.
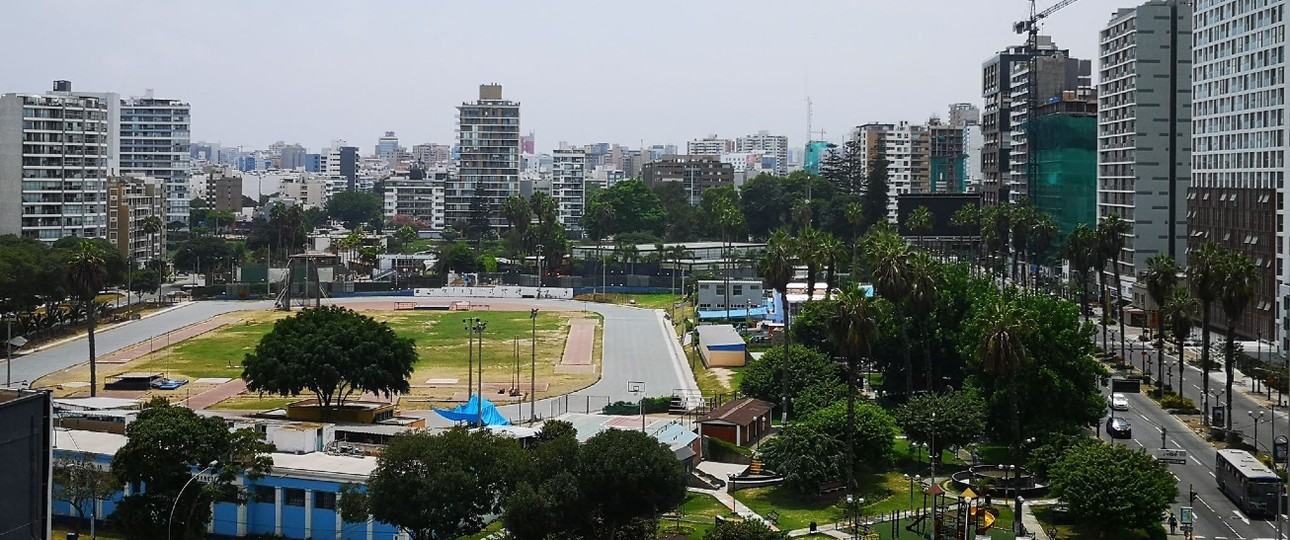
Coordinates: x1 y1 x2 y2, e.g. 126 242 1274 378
1027 114 1096 245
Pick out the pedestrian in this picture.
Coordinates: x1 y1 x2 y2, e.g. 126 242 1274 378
1168 513 1177 535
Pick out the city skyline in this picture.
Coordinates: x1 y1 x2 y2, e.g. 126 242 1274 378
4 0 1131 152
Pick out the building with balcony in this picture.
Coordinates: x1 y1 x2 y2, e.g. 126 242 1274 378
107 175 165 263
0 85 111 241
383 167 449 230
119 91 191 226
551 148 585 233
735 130 789 176
448 84 520 228
640 156 735 206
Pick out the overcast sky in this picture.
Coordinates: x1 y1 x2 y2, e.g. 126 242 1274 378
4 0 1134 154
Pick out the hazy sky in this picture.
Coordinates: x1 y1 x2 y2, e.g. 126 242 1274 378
4 0 1134 154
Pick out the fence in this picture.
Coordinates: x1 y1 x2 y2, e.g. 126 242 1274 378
549 394 611 417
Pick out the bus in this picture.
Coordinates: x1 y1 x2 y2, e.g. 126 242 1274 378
1216 448 1281 518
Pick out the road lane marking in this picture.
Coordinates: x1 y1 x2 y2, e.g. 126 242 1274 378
1233 510 1250 525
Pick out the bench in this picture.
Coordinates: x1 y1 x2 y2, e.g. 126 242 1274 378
394 302 417 310
765 510 780 526
817 481 845 496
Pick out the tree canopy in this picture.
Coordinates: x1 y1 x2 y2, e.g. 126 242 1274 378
1048 442 1178 535
241 306 417 413
326 191 384 230
110 399 274 539
738 343 844 417
583 179 666 237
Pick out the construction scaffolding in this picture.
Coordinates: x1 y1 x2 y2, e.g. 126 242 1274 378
1028 94 1097 245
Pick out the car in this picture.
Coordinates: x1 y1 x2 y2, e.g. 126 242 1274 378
1106 417 1133 439
1109 393 1129 411
150 377 189 390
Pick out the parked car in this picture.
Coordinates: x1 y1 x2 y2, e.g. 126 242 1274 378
1109 393 1130 411
1106 417 1132 439
150 377 189 390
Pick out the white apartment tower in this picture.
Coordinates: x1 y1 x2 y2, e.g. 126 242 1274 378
119 91 191 226
551 149 586 232
449 84 520 228
1096 0 1192 293
0 84 111 241
735 130 789 176
686 135 734 156
1192 0 1285 347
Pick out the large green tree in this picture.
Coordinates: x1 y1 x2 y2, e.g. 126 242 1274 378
894 391 985 459
583 179 666 237
739 344 844 417
740 174 789 239
352 428 523 540
67 239 110 397
52 455 119 536
326 191 384 230
1188 242 1224 424
577 428 687 539
760 399 895 493
1218 251 1258 430
241 306 417 415
111 399 275 540
1049 442 1178 535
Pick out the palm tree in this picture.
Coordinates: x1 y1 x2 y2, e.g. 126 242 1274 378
979 204 1010 289
828 284 879 492
141 215 164 300
664 245 688 296
1063 224 1098 325
1143 254 1180 389
791 200 813 233
1009 202 1035 288
821 234 844 300
1218 251 1258 430
950 204 980 275
68 240 108 398
759 230 796 424
798 228 826 301
976 297 1032 447
1029 212 1057 290
1162 287 1197 401
1097 213 1131 365
869 231 914 393
907 206 934 252
907 251 942 391
844 202 864 268
1188 242 1224 426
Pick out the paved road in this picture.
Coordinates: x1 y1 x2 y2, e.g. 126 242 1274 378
1097 323 1288 539
4 296 698 427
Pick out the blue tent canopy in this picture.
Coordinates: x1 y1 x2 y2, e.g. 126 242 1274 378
434 395 510 426
697 307 769 320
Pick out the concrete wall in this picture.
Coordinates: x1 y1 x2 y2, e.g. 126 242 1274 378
0 390 51 540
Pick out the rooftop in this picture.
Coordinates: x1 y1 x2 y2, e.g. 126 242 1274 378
696 324 745 347
701 398 774 426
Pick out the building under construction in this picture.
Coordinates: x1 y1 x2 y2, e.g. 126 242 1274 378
1027 89 1098 245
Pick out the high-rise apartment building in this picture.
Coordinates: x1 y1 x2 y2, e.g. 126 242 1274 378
1097 0 1192 296
551 149 586 233
686 135 734 156
0 85 111 241
280 144 306 170
735 130 789 176
107 175 165 263
449 84 521 228
1192 0 1283 343
203 169 244 213
376 131 399 159
412 143 451 166
119 91 191 226
981 37 1078 205
384 167 449 230
1006 48 1092 201
929 118 967 193
1030 90 1098 243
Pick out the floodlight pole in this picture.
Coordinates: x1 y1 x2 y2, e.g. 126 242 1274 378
531 308 538 423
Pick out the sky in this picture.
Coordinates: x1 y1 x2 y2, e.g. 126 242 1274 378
4 0 1134 154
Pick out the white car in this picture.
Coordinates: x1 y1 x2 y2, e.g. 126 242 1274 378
1110 393 1129 411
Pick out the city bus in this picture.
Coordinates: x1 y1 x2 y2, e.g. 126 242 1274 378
1216 448 1281 518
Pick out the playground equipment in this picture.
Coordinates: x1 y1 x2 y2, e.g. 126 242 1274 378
971 506 997 533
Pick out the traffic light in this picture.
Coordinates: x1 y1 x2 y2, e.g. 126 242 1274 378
1189 484 1196 505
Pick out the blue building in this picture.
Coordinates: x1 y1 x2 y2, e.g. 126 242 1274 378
52 429 405 540
304 153 322 173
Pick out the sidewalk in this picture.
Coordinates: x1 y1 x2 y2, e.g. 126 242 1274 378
687 487 777 530
12 301 193 358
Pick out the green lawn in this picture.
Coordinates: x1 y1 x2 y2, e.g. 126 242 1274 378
576 292 683 310
734 486 847 531
1031 506 1162 540
210 396 300 411
130 310 569 381
864 506 1019 539
454 520 504 540
659 493 737 538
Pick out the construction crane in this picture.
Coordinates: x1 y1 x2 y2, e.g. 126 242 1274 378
1014 0 1081 50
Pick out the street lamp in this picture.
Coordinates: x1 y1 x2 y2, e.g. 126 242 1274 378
629 381 646 432
168 460 218 540
6 315 29 388
529 308 538 423
1250 410 1268 452
904 474 920 510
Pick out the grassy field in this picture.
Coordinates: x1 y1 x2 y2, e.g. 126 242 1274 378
658 492 737 538
1031 506 1160 540
35 308 600 410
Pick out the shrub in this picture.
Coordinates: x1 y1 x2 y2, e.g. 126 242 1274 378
1158 394 1196 411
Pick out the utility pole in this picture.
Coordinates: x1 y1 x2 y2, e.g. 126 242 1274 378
464 318 474 409
530 308 538 423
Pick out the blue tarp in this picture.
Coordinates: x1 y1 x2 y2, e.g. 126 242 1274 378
434 395 510 426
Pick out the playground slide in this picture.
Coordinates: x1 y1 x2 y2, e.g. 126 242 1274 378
972 507 997 532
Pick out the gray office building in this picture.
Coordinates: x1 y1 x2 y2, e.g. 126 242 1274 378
0 389 52 540
1097 0 1192 297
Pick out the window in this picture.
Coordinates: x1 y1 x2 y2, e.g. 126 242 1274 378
733 285 743 296
284 488 306 507
315 491 338 510
253 486 276 504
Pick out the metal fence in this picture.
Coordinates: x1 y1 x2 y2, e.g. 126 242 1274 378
549 394 611 417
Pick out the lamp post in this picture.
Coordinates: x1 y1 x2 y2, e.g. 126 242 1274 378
463 318 474 409
168 460 218 540
930 412 938 492
905 474 920 510
530 308 538 423
1251 410 1268 452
